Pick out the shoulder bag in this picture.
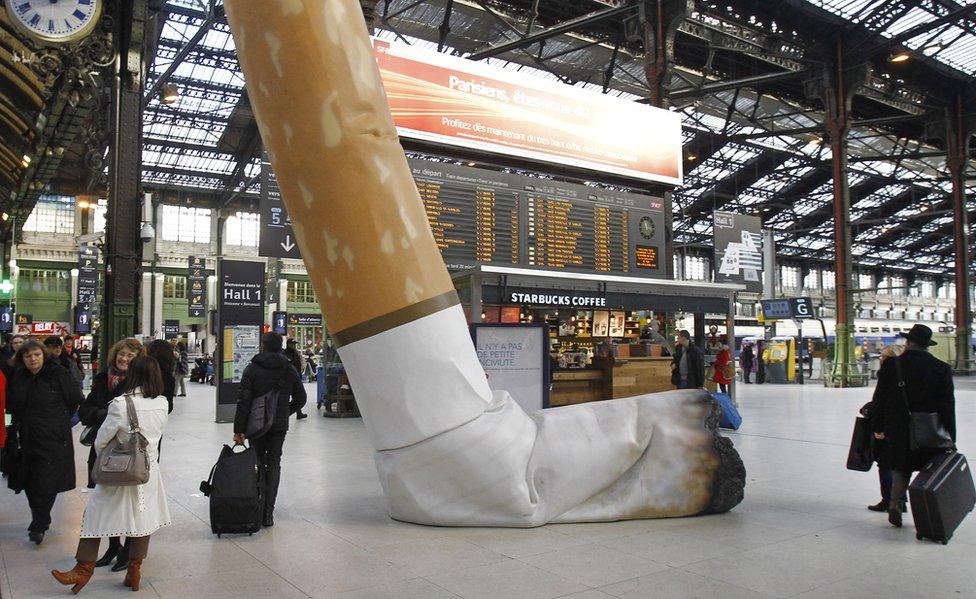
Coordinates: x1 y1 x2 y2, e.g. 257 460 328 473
245 377 287 439
893 357 954 452
92 394 151 486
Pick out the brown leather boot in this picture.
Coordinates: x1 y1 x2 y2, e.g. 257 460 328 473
123 559 142 592
51 561 95 594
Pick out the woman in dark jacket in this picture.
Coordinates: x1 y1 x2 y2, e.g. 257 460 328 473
78 338 143 567
146 340 176 413
871 325 956 527
6 339 83 544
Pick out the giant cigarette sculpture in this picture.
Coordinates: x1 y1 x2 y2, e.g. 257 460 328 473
224 0 745 526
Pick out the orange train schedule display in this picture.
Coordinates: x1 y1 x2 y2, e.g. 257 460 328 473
408 158 668 278
635 245 659 270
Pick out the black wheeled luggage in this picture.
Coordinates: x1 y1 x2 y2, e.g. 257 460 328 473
200 443 263 537
909 451 976 545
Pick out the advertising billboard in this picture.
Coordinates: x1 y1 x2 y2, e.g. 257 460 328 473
375 39 682 185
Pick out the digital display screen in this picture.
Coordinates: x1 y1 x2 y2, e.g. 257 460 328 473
409 159 667 278
760 299 793 320
634 246 658 269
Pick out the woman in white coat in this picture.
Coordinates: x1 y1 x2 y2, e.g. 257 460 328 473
52 356 171 594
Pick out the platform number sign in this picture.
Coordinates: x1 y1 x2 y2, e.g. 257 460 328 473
258 154 302 259
790 297 814 320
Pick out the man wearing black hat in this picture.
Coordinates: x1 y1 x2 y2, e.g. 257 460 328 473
870 324 956 528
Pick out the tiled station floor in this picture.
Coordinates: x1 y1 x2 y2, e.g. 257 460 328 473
2 377 975 598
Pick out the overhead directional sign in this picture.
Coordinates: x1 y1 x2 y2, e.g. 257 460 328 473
791 297 815 319
258 153 302 259
760 297 815 321
77 244 99 308
188 256 207 318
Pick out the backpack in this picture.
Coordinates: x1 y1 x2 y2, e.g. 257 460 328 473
245 376 286 439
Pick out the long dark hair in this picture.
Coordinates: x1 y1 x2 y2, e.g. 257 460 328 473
122 356 164 398
146 339 176 376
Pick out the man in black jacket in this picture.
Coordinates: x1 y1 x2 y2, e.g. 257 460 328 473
670 330 705 389
871 324 955 527
233 333 307 527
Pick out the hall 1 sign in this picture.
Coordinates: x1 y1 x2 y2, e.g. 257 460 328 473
215 259 265 423
258 153 301 259
163 320 180 339
77 244 99 308
188 256 207 318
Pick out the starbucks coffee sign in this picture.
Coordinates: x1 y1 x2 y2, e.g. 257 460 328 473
509 292 606 307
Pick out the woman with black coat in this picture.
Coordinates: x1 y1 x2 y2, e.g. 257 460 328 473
78 338 143 567
6 339 84 544
871 325 956 528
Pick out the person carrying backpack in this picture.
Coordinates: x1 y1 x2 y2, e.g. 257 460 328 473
232 333 306 527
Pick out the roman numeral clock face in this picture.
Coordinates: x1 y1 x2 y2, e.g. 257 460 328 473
6 0 102 45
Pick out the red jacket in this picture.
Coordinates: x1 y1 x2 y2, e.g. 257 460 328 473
714 349 733 385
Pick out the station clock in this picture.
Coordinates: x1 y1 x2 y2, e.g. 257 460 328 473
5 0 102 45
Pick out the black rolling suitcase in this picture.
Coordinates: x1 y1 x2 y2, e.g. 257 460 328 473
200 443 263 537
909 451 976 545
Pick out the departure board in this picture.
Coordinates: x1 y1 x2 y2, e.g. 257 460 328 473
408 158 667 278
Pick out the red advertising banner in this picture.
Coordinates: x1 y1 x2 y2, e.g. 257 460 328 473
373 40 683 186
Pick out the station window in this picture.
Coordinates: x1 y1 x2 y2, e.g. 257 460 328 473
92 198 108 233
802 269 819 289
821 270 836 290
938 283 955 299
23 195 75 235
890 276 905 296
163 275 187 299
780 265 800 289
225 211 260 247
287 279 316 304
683 255 708 281
17 268 70 293
161 205 211 243
857 273 873 291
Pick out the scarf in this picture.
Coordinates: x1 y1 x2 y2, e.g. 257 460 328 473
107 366 126 392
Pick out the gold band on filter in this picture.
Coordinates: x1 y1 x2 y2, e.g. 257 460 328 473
332 291 460 348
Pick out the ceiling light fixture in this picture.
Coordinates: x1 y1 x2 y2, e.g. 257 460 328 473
889 50 912 63
160 83 180 105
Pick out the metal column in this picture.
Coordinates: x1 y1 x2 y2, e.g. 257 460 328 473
945 95 975 374
101 0 147 361
642 1 690 280
813 41 869 387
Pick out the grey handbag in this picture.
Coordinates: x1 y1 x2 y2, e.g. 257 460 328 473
92 394 151 486
893 358 954 451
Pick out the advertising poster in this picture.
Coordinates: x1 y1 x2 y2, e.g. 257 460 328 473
73 307 90 334
609 311 626 337
471 323 549 412
714 211 763 293
188 256 206 318
592 310 610 337
375 39 682 185
272 311 287 335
